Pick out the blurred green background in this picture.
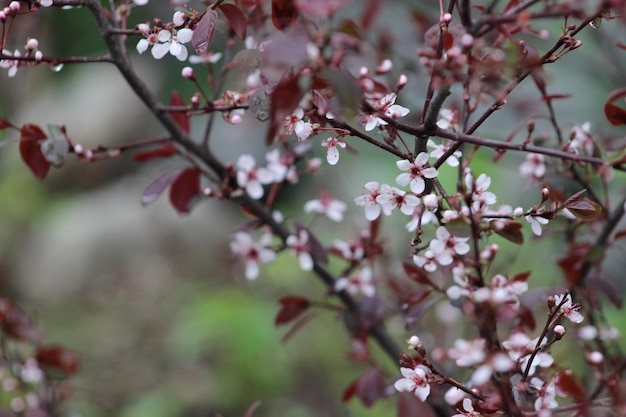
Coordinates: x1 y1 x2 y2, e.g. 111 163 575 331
1 1 626 417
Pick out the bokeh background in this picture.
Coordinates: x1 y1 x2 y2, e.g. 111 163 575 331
1 1 626 416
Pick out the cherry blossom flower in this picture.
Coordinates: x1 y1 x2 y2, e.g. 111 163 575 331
429 226 470 266
503 332 554 375
354 181 382 221
520 153 546 179
137 28 193 61
468 352 514 386
427 139 462 166
396 152 439 194
436 108 457 130
393 365 432 401
286 229 314 271
465 173 497 208
333 238 365 262
230 232 276 280
321 137 346 165
335 266 376 297
375 184 420 216
413 249 438 272
284 107 314 141
526 213 549 236
304 193 347 222
553 293 583 323
568 121 594 154
358 92 410 131
0 49 20 77
265 149 297 183
452 398 481 417
448 338 487 367
188 51 222 64
236 154 274 199
530 377 561 417
40 0 53 5
472 274 528 310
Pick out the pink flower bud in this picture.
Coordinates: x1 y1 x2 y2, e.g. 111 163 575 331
513 207 524 217
541 187 550 200
408 335 421 348
585 351 603 365
358 66 368 77
441 12 452 23
35 50 43 61
181 66 194 79
9 1 20 12
460 33 474 47
137 23 150 33
375 59 393 74
396 74 408 90
553 324 566 340
26 38 39 50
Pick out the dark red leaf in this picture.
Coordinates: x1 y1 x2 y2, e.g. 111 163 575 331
565 198 602 221
0 117 16 130
614 229 626 240
275 296 311 326
342 379 358 403
20 124 50 180
555 370 585 399
354 368 385 408
218 3 247 40
192 9 218 56
588 277 623 308
321 68 362 119
0 299 43 343
169 167 202 215
398 392 437 417
280 312 316 343
404 297 436 330
348 339 371 362
402 262 438 289
443 31 454 50
557 243 592 285
605 88 626 126
542 93 571 101
141 168 186 206
511 271 531 283
494 221 524 244
271 0 298 30
36 345 81 376
335 19 363 39
517 304 536 331
170 91 190 133
266 73 305 145
132 143 177 162
360 0 382 30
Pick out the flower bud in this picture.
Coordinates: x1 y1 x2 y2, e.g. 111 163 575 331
8 1 20 12
513 207 524 217
541 187 550 200
585 351 603 365
181 66 194 79
137 23 150 33
26 38 39 50
375 59 393 74
408 335 421 348
553 324 566 340
35 50 43 61
396 74 408 90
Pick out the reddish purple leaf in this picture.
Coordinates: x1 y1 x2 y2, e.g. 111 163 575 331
402 262 438 289
555 370 585 399
397 392 437 417
0 117 16 130
280 312 316 343
192 9 218 56
169 167 202 215
132 143 177 162
20 124 50 180
275 296 311 326
266 73 305 145
0 299 43 344
170 91 190 133
605 87 626 126
271 0 298 30
342 379 358 403
141 168 186 206
354 368 386 408
494 221 524 244
218 3 247 40
36 345 81 376
566 198 602 221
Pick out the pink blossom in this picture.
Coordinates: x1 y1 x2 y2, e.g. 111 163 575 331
393 365 432 401
452 398 481 417
354 181 382 221
286 230 314 271
335 266 376 297
472 274 528 309
520 153 546 179
526 213 549 236
304 193 347 222
465 173 497 207
396 152 438 195
265 149 297 183
230 232 276 280
413 250 438 272
284 108 314 141
0 49 20 77
333 238 365 262
503 332 554 375
436 108 457 130
375 184 420 216
428 226 470 266
236 154 274 199
321 137 346 165
554 293 583 323
428 139 461 166
448 338 487 367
